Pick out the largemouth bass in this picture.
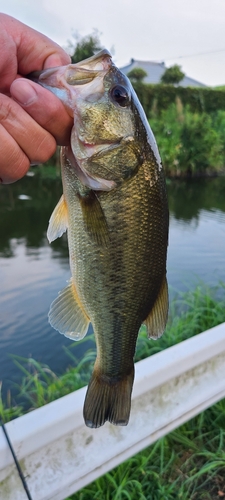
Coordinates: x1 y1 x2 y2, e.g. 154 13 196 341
31 50 169 428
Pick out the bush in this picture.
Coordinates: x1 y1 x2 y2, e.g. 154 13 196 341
149 103 225 176
134 83 225 115
161 64 185 85
178 112 223 175
127 67 148 83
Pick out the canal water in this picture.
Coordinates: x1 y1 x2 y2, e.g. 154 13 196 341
0 173 225 397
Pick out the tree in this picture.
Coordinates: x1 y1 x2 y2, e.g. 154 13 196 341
127 67 147 83
161 65 185 85
68 30 103 63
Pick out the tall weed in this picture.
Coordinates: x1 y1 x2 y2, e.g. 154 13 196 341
149 104 225 176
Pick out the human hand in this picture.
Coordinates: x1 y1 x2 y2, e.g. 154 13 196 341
0 13 73 183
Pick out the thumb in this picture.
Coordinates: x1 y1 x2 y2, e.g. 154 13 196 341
10 78 39 106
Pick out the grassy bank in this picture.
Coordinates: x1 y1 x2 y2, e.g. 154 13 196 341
1 285 225 498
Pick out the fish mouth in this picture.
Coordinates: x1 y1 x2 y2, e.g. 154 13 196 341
28 50 113 114
76 137 119 159
29 50 112 89
70 49 112 72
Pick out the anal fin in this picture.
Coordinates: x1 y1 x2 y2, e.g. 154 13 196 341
144 275 169 339
48 278 90 340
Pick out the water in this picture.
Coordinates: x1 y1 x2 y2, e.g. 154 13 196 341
167 179 225 291
0 174 225 396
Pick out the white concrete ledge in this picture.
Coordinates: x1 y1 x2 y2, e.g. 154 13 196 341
1 322 225 500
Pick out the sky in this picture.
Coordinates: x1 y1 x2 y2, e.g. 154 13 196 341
1 0 225 86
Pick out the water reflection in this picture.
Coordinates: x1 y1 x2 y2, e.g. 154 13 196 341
166 177 225 292
0 176 69 260
167 177 225 222
0 173 225 396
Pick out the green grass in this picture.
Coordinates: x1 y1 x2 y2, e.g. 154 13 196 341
1 284 225 499
5 343 96 415
136 282 225 362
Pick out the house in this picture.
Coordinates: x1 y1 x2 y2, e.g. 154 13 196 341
120 59 206 88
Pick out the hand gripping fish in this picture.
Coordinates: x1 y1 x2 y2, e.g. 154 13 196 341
31 50 169 428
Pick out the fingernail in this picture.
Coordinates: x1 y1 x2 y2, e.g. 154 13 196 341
10 79 38 106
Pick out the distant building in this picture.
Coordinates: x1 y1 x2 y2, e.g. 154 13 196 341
120 58 206 88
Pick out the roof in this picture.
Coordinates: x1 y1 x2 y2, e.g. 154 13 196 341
120 59 206 88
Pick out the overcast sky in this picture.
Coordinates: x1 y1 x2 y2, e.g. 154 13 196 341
2 0 225 86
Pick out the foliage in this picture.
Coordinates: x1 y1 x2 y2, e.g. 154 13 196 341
6 342 96 416
148 102 225 176
178 112 223 175
161 64 185 85
134 83 225 116
135 284 225 360
214 85 225 90
68 30 103 64
0 383 23 423
127 67 148 83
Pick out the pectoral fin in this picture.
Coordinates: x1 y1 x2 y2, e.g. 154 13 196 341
48 278 90 340
144 276 169 339
47 195 68 243
79 191 110 247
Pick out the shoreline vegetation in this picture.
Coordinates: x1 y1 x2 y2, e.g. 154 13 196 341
148 100 225 178
1 284 225 498
135 83 225 178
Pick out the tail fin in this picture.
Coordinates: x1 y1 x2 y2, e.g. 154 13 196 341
83 367 134 428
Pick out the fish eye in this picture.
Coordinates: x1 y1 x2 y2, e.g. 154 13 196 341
110 85 130 107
